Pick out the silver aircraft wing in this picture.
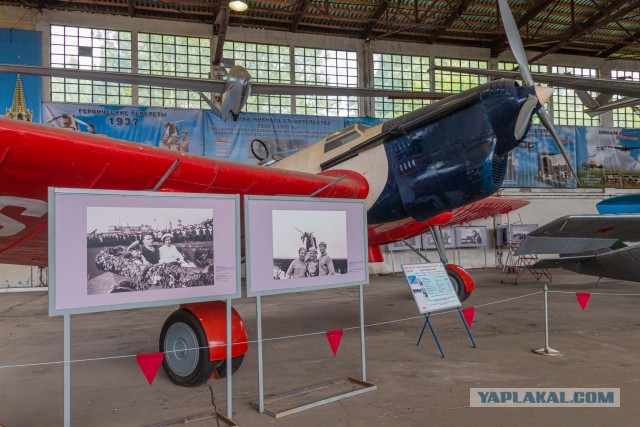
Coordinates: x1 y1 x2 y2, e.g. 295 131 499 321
532 245 640 283
0 64 448 99
430 66 640 99
515 215 640 256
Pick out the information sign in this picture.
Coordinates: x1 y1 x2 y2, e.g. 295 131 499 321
402 263 461 314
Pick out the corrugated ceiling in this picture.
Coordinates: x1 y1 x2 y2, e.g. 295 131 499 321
1 0 638 60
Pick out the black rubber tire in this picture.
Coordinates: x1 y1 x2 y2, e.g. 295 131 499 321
159 309 217 387
213 354 245 379
447 268 470 302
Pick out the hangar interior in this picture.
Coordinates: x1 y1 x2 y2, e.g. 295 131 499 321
1 1 639 284
1 2 640 426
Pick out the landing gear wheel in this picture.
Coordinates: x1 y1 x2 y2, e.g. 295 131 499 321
160 309 216 387
447 268 470 302
213 354 245 378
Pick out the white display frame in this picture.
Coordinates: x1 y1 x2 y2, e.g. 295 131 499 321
387 235 422 251
48 188 241 316
422 227 456 249
454 226 488 248
244 195 369 297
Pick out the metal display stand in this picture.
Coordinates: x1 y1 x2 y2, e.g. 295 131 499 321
245 188 372 418
51 189 242 426
63 301 237 427
416 307 477 358
252 285 376 418
502 241 552 285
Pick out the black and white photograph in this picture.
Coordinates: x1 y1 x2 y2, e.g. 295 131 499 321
87 207 215 295
508 224 539 245
422 227 455 249
455 226 487 248
387 235 422 251
272 210 348 280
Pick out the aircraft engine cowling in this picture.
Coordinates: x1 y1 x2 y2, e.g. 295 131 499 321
367 80 539 225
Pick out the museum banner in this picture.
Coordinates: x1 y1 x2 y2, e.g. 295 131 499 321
204 111 344 164
576 127 640 189
42 103 204 154
501 124 577 189
0 29 42 123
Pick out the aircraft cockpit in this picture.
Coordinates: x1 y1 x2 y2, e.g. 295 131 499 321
323 123 370 153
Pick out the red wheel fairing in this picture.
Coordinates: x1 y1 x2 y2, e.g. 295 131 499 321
444 264 474 302
181 301 249 361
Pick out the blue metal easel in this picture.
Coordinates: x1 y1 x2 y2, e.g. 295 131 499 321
416 307 477 357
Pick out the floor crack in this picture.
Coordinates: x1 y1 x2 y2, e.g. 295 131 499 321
208 384 221 427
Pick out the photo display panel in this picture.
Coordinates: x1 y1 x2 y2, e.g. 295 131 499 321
244 196 368 296
454 226 487 248
49 188 241 315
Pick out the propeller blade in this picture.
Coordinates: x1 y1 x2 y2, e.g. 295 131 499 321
536 107 579 182
498 0 534 86
534 86 554 106
515 95 539 140
293 226 304 234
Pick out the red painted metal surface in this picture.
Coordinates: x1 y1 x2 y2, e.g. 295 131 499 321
181 301 249 360
368 196 529 246
0 120 368 265
0 120 529 266
446 196 530 226
368 244 383 263
445 264 475 293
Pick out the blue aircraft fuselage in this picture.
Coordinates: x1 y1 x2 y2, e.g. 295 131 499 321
367 79 537 224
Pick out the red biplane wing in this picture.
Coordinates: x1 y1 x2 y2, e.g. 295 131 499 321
367 196 529 246
446 196 530 227
0 119 368 266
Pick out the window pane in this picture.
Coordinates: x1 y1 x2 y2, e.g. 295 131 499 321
223 40 291 114
293 47 358 117
551 66 599 126
434 57 488 93
138 32 211 109
612 70 640 128
49 24 132 105
373 53 431 118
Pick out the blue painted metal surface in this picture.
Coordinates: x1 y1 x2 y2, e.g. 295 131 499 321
597 194 640 214
368 80 537 224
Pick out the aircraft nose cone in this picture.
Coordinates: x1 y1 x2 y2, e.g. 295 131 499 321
534 86 554 106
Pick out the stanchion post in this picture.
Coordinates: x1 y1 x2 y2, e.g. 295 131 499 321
533 284 562 356
226 299 233 417
64 314 70 427
390 250 396 275
256 296 264 413
359 284 366 382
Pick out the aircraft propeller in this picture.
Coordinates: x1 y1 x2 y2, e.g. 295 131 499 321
498 0 578 182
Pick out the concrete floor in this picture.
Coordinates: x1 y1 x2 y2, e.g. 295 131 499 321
1 269 639 426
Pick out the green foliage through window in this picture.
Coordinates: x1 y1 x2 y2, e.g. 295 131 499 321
137 32 211 109
551 66 599 127
50 25 132 105
373 53 430 118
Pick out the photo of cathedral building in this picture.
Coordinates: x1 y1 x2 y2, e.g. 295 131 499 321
5 74 33 121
